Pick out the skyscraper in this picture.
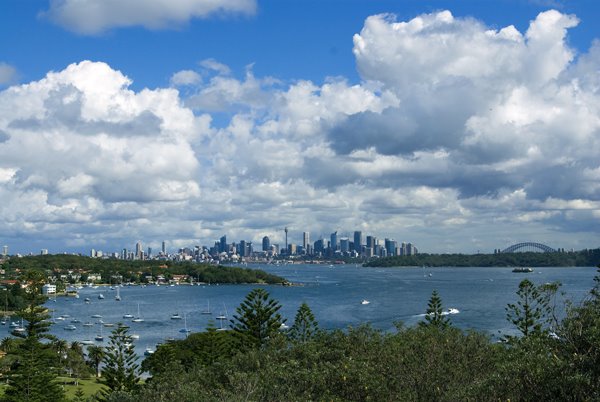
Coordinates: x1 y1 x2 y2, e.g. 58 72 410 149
2 245 7 256
161 241 166 255
135 241 142 259
330 231 338 251
220 235 227 253
303 232 310 253
262 236 270 251
354 231 362 253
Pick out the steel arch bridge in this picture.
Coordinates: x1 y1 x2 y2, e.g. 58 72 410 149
501 242 556 253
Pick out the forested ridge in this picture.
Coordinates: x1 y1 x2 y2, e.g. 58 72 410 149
365 248 600 267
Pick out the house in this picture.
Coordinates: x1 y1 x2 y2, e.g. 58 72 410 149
42 284 57 295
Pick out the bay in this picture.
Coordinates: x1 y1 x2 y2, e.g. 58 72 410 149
5 264 596 356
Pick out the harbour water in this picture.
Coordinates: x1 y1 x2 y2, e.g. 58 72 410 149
5 264 597 356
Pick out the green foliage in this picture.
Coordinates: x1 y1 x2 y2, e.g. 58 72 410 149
288 302 319 343
231 288 285 350
420 289 451 330
505 279 560 339
86 345 104 378
365 248 600 267
100 325 139 400
0 255 285 285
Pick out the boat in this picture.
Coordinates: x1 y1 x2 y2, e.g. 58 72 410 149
103 323 115 327
132 303 144 323
179 314 191 334
12 318 26 333
81 339 95 345
91 314 102 318
201 300 212 315
131 333 140 340
144 346 155 356
170 313 183 320
512 267 534 273
95 326 104 342
70 319 81 323
64 324 77 331
123 313 134 319
9 321 19 328
82 322 94 327
98 294 105 300
115 287 121 301
84 297 91 303
361 300 370 305
279 323 289 330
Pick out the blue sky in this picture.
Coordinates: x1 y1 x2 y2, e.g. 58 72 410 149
1 0 600 255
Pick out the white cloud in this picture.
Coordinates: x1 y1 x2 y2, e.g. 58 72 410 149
44 0 257 35
0 63 17 86
2 9 600 254
170 70 202 87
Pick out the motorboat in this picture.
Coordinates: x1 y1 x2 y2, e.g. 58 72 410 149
64 324 77 331
361 300 370 305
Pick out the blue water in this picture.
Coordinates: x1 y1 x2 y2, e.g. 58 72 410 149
5 265 597 356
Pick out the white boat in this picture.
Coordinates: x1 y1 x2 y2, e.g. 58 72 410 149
132 303 144 323
361 300 370 305
115 287 121 301
12 318 26 333
131 334 140 340
81 339 95 345
123 313 134 319
98 294 105 300
201 300 212 315
91 314 102 319
144 347 155 356
170 313 182 320
64 324 77 331
82 322 94 327
279 323 289 330
179 313 191 334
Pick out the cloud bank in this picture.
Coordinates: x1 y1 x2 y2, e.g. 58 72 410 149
44 0 257 34
1 9 599 253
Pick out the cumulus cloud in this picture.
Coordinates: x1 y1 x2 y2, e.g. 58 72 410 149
2 9 600 254
43 0 256 35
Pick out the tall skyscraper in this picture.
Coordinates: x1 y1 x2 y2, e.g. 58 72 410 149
2 245 7 256
330 231 338 251
284 227 289 252
161 241 166 255
340 238 350 253
303 232 310 251
262 236 270 251
353 231 362 253
135 241 142 259
220 235 227 253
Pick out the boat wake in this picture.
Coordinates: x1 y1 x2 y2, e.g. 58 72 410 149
415 308 460 317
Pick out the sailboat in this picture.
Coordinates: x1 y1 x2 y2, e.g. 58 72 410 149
179 313 191 334
216 304 228 331
201 300 212 315
95 324 104 342
13 318 26 334
132 303 144 322
115 286 121 301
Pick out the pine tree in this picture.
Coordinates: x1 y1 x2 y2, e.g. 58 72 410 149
420 290 451 329
288 302 319 342
506 279 558 338
231 288 285 350
3 270 65 402
100 325 139 399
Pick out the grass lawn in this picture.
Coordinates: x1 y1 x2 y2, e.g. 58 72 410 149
56 376 107 399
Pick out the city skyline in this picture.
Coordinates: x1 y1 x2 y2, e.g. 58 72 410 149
1 1 600 255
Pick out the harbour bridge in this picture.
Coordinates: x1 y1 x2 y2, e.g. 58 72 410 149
501 242 556 253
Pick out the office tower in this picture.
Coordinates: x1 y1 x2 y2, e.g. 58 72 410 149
220 235 227 253
354 231 362 253
303 232 310 251
147 247 152 258
135 241 142 259
288 243 297 255
40 249 48 255
2 245 7 256
366 236 376 249
385 238 397 257
262 236 270 251
161 241 166 255
330 231 338 251
313 239 326 254
239 240 247 257
340 238 350 253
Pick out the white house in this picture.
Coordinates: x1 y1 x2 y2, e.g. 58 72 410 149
42 284 57 295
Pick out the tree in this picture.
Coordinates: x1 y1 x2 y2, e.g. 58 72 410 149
231 288 285 350
419 290 450 330
505 279 560 339
87 345 105 378
288 302 319 342
100 325 139 399
2 270 65 402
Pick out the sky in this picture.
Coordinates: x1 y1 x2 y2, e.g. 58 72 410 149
1 0 600 255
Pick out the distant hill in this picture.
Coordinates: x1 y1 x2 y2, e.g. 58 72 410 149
364 249 600 268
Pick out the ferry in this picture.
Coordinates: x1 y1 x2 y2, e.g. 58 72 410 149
512 267 534 273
